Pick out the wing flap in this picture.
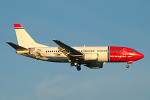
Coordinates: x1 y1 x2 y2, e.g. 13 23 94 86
53 40 83 55
58 47 70 56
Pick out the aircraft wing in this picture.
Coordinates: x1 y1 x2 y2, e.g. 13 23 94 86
53 40 83 57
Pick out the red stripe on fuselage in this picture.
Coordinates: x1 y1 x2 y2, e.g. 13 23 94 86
109 46 144 62
109 46 127 62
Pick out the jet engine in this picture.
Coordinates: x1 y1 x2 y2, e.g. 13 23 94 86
84 53 98 61
84 62 103 69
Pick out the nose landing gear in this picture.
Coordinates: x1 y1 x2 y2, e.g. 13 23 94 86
126 64 129 68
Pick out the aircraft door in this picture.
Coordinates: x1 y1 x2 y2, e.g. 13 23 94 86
123 48 128 60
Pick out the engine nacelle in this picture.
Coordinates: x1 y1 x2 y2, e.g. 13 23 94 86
85 62 103 69
84 53 98 61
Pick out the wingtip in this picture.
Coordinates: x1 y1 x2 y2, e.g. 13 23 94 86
53 40 60 42
6 42 11 44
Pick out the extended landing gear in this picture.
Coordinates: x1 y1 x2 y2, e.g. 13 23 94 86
126 64 129 68
77 66 81 71
75 61 81 71
71 60 81 71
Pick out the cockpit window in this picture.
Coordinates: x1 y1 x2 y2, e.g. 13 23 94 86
131 50 137 52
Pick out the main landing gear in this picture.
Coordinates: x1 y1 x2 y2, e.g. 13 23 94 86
75 61 81 71
77 66 81 71
71 60 81 71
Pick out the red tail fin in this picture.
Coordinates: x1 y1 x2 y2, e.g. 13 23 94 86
14 24 23 29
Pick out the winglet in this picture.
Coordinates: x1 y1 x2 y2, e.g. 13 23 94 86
14 24 23 29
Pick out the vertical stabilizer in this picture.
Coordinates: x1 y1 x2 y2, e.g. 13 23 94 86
14 24 48 48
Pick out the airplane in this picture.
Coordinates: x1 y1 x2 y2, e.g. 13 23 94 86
6 24 144 71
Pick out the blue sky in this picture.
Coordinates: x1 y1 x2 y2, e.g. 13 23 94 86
1 0 150 100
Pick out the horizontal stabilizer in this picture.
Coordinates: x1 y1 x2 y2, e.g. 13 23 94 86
6 42 27 51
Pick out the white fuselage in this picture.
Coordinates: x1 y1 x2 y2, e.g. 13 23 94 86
32 46 109 63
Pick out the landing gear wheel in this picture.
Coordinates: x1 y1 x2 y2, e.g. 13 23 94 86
126 65 129 68
74 61 78 66
77 66 81 71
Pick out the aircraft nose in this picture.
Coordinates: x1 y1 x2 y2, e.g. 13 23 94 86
140 53 144 59
138 53 144 59
134 52 144 61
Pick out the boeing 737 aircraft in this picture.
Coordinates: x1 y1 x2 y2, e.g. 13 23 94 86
7 24 144 71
